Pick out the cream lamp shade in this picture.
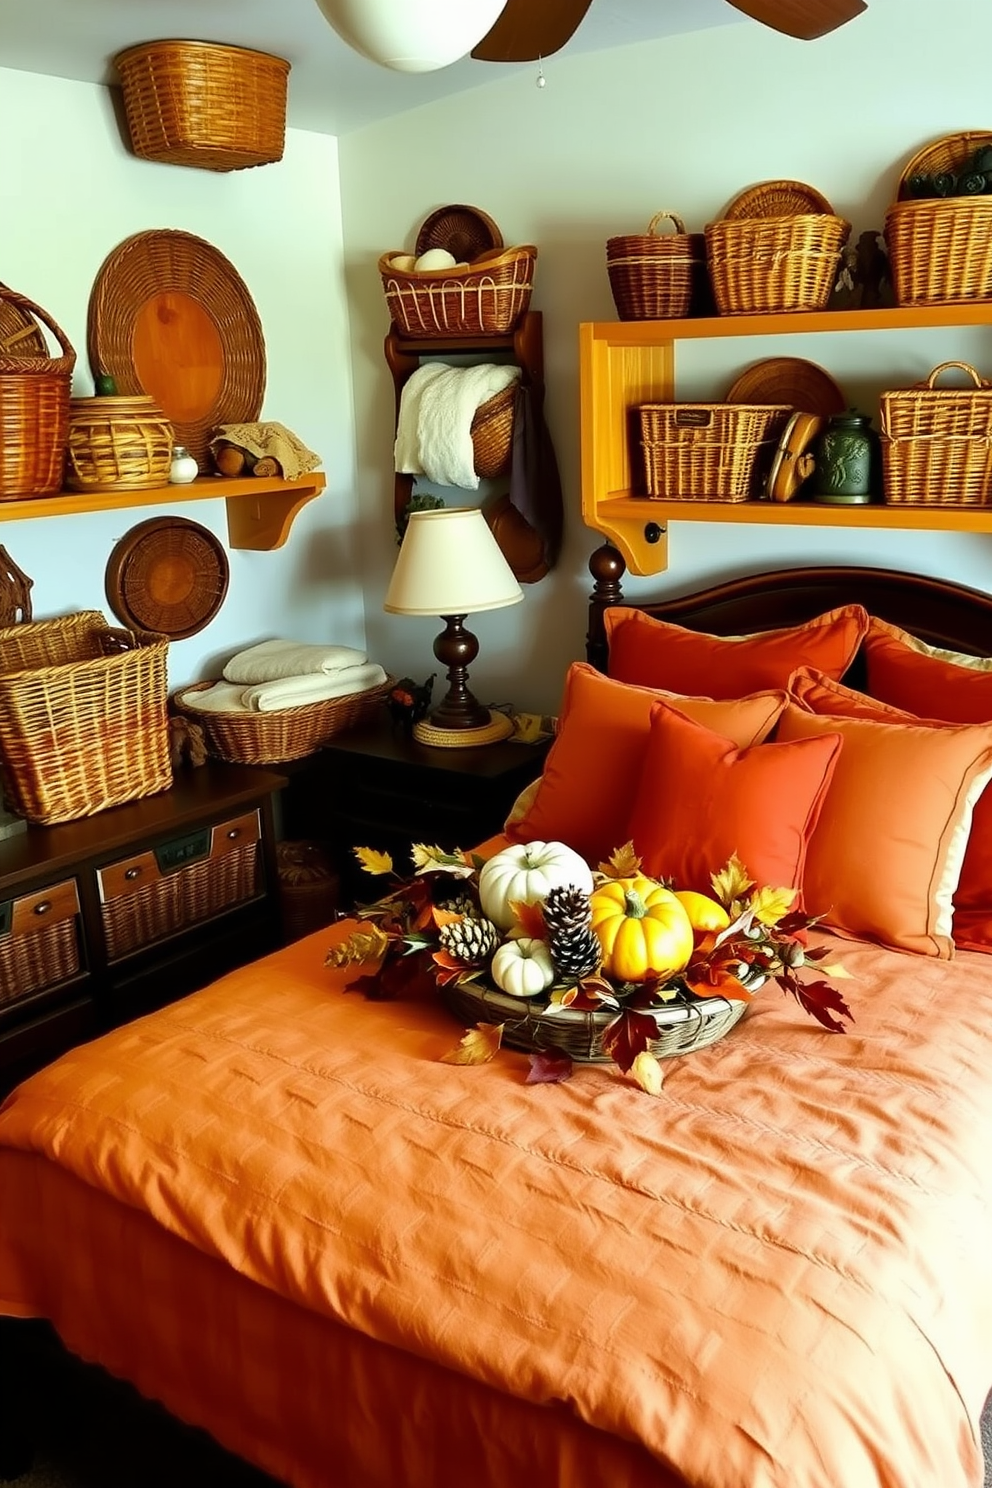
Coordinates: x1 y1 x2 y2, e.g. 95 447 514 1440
314 0 508 73
385 507 522 746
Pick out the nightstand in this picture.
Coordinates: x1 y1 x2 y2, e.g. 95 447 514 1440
281 717 551 901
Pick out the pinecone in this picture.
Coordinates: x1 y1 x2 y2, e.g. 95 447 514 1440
438 915 500 965
435 889 479 918
543 885 601 983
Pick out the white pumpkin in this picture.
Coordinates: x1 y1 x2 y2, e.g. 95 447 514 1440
478 840 594 931
490 938 556 999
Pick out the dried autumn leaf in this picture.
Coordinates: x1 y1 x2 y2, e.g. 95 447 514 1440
353 846 394 877
440 1023 504 1065
600 1008 660 1073
631 1050 665 1096
432 947 473 986
325 924 390 969
432 906 464 930
597 840 642 880
510 899 546 940
784 975 854 1033
411 843 474 878
749 884 797 926
710 854 754 909
527 1047 573 1084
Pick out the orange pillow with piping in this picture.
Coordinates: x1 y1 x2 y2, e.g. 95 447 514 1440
778 689 992 958
603 604 868 700
790 665 992 953
627 699 841 901
863 615 992 723
505 662 787 866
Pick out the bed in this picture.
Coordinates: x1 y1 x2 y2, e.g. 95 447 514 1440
4 555 992 1488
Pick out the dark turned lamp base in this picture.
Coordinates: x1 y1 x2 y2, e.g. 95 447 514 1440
412 613 513 749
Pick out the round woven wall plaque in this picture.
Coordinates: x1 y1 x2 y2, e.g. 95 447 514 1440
87 229 266 472
105 516 230 640
725 357 847 417
721 179 834 220
415 204 503 263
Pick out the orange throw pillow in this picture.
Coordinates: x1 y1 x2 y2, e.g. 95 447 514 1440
778 690 992 958
627 699 841 902
863 616 992 723
506 662 787 866
603 604 868 700
790 665 992 954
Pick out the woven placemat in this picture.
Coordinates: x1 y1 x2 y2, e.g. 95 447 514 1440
413 711 513 748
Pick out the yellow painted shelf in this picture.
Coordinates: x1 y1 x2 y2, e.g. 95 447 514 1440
579 307 992 575
0 472 327 551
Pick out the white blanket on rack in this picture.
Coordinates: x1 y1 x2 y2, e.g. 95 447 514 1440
394 362 520 491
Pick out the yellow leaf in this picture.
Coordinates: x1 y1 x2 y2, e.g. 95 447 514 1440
324 924 389 968
440 1023 504 1065
353 846 393 877
597 840 642 880
710 854 754 908
819 962 854 979
411 843 474 877
749 884 797 926
631 1050 665 1096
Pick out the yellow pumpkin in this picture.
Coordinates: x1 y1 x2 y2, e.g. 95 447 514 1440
673 889 731 936
589 875 694 983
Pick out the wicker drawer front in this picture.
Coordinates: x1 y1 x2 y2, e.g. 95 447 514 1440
0 879 82 1009
98 810 262 961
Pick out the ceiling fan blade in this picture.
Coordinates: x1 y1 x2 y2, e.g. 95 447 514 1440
471 0 594 62
725 0 867 40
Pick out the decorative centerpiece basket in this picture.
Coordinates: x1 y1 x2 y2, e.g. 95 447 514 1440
174 676 394 765
884 131 992 306
0 287 75 500
705 180 850 315
114 40 290 172
379 246 536 338
606 211 707 321
65 395 173 492
879 360 992 505
0 611 171 824
470 381 516 478
638 402 791 501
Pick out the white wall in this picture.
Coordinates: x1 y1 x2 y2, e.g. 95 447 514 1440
339 0 992 714
0 65 364 690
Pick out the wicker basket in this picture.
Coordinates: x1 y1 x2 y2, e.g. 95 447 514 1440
114 40 290 172
471 382 517 478
705 213 850 315
277 840 341 943
638 402 791 501
606 211 706 320
173 676 395 765
0 287 75 500
443 981 747 1062
100 838 260 961
379 246 536 338
884 131 992 306
65 395 173 493
0 611 171 825
879 360 992 505
0 920 80 1010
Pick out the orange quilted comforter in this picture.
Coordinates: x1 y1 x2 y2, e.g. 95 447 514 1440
3 920 992 1488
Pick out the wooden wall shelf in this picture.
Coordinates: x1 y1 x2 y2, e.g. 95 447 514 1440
0 473 326 552
579 306 992 575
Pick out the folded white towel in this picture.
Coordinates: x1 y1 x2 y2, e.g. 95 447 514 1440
394 362 520 491
179 681 253 714
223 639 368 685
242 663 388 713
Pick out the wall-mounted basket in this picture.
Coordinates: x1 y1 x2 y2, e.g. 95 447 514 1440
0 287 75 500
379 246 536 338
114 40 290 172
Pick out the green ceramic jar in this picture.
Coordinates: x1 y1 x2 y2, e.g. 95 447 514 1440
811 409 880 504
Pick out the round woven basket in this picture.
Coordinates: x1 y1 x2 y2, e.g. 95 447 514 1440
66 395 173 492
442 981 747 1063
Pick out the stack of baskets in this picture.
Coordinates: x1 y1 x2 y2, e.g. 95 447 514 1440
606 212 707 320
879 361 992 506
0 287 75 499
705 180 850 315
65 395 174 492
884 131 992 305
0 611 171 824
379 246 537 338
637 401 791 502
114 40 290 172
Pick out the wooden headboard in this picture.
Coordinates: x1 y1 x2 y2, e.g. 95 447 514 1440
585 544 992 672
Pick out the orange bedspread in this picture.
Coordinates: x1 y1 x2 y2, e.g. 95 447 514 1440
3 922 992 1488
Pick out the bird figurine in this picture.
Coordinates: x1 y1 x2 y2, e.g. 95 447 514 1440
388 674 436 731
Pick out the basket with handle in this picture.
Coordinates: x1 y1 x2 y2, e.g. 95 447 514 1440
638 401 791 501
379 246 536 337
884 131 992 306
879 360 992 505
606 211 706 320
0 611 171 824
0 287 76 499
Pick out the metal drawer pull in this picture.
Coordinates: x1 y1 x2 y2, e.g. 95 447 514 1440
125 866 143 881
227 828 241 841
32 900 52 916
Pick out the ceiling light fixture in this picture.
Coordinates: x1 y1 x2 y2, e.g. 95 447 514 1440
314 0 509 73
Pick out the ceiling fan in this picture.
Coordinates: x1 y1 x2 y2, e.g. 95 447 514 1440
470 0 868 63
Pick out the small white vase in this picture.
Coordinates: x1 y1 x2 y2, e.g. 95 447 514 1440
169 446 199 485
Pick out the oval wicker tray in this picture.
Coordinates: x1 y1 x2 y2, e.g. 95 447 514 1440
173 675 394 764
442 981 747 1063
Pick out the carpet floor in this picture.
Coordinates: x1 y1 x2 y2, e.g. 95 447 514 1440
3 1333 992 1488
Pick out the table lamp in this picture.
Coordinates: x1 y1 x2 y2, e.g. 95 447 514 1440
384 506 523 747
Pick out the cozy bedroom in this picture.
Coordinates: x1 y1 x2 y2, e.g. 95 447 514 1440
3 1 992 1485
